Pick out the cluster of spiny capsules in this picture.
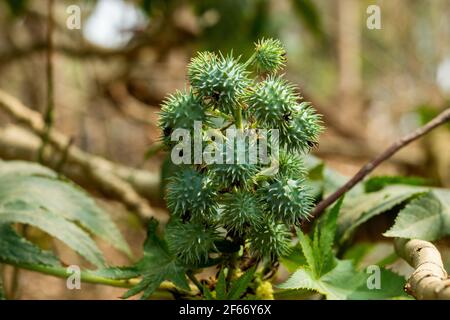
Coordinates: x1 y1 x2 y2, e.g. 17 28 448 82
158 39 322 265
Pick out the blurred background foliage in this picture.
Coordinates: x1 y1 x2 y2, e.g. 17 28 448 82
0 0 449 299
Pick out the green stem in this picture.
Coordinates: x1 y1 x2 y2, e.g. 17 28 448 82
226 252 239 289
242 53 256 69
187 271 203 295
3 262 173 299
14 263 135 288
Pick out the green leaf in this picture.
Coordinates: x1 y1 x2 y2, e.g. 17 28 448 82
296 228 317 276
215 268 227 300
0 224 60 267
304 155 363 199
0 166 131 257
384 191 450 241
314 197 343 275
0 201 105 267
296 197 343 278
281 191 406 300
203 285 214 300
227 266 256 300
279 260 406 300
337 185 426 243
280 243 306 273
364 176 427 193
342 243 375 267
96 220 190 299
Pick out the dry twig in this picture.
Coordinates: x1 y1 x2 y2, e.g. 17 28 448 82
311 108 450 219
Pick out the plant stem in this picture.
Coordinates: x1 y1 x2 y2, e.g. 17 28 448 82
310 107 450 220
234 107 244 130
243 53 256 69
12 263 136 288
3 261 173 299
187 271 203 295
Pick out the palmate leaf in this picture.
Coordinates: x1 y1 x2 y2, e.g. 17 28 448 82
0 200 105 267
0 224 60 267
94 220 190 299
313 197 342 276
279 260 406 300
296 198 342 278
384 190 450 241
280 198 406 300
337 185 426 243
227 266 256 300
0 174 131 257
202 267 256 300
364 175 427 193
215 269 227 300
337 182 450 243
304 155 363 199
0 161 131 268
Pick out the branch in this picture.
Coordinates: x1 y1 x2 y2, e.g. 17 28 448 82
395 238 450 300
0 89 162 222
310 107 450 219
0 125 161 203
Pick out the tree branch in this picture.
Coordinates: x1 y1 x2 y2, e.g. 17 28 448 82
3 261 182 299
395 238 450 300
0 89 162 222
310 108 450 219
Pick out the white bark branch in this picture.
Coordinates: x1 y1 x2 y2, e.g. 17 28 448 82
0 89 163 222
395 238 450 300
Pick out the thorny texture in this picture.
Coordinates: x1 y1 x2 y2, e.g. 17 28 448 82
158 39 322 266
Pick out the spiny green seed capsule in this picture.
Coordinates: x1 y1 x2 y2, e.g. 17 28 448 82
280 102 323 152
254 38 286 73
249 219 291 260
276 151 305 180
188 52 250 115
208 142 259 189
165 221 219 265
262 177 312 224
166 168 218 221
244 75 299 128
158 89 210 146
220 190 263 235
159 38 323 266
210 162 258 189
